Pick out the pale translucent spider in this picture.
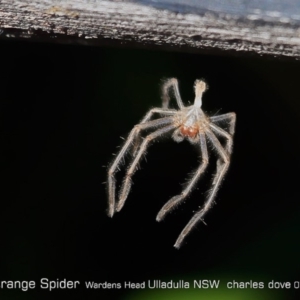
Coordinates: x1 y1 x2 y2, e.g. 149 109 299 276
107 78 236 248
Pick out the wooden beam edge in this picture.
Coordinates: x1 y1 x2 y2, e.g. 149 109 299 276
1 0 300 58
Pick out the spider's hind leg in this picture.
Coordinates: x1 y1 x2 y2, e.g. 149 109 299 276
209 113 236 185
156 132 208 222
174 130 229 249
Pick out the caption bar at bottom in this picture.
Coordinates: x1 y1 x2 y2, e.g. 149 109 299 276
0 279 299 292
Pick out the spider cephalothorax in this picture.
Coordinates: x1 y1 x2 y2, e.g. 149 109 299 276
107 78 236 248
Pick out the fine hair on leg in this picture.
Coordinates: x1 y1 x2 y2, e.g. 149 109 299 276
161 78 184 109
117 124 177 212
156 132 209 221
209 114 236 184
132 108 176 157
107 116 174 217
210 112 236 135
174 130 229 248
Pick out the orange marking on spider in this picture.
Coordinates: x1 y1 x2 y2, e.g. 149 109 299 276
180 125 199 138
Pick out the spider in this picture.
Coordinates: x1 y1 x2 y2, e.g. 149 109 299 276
107 78 236 248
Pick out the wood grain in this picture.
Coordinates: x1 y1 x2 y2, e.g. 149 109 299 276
1 0 300 57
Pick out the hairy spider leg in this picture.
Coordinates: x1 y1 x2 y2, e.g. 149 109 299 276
209 113 236 184
162 78 184 109
210 112 236 135
174 129 229 248
107 116 174 217
131 108 176 157
156 132 209 221
117 124 177 212
210 123 234 155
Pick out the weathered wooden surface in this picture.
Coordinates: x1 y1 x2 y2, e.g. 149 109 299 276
1 0 300 57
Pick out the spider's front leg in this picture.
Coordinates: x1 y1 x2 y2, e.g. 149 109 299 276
156 132 209 222
116 124 177 212
174 130 230 248
162 78 184 109
107 116 174 217
130 78 183 157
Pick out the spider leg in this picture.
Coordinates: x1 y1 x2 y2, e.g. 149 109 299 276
156 132 208 222
174 130 229 249
210 112 236 135
132 108 176 157
209 123 233 155
140 108 177 123
162 78 184 109
129 79 180 157
116 124 177 212
107 116 174 217
210 113 236 184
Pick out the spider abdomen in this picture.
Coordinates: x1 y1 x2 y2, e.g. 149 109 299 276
180 125 199 138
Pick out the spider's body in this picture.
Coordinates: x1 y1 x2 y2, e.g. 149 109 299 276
107 78 236 248
174 106 209 142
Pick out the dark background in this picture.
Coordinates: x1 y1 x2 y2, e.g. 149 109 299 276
0 39 299 299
